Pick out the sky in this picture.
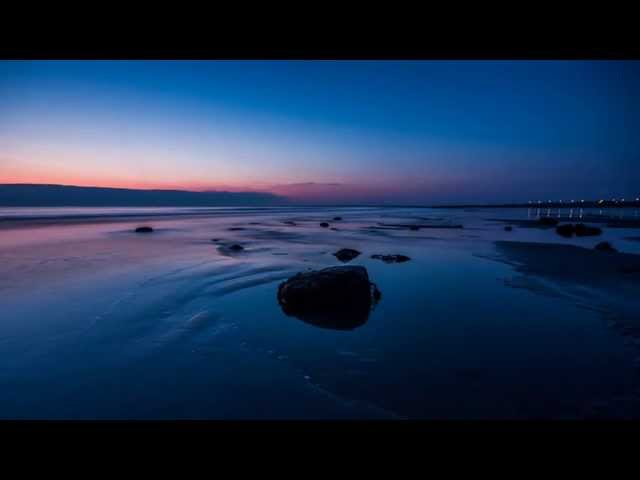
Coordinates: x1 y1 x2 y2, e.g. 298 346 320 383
1 60 639 204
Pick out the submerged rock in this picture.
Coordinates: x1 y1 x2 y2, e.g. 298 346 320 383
135 226 154 233
504 226 513 231
283 221 297 226
228 227 245 231
409 225 420 231
538 217 559 227
595 241 617 252
333 248 361 262
320 222 330 228
277 266 381 330
371 254 411 263
228 244 244 251
333 216 343 221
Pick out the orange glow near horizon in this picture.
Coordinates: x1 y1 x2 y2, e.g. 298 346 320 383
0 162 282 193
0 171 446 203
0 148 456 203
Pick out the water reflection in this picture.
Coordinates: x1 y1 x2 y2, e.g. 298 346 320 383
280 303 373 331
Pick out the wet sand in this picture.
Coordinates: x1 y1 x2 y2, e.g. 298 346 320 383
494 241 640 290
1 206 640 419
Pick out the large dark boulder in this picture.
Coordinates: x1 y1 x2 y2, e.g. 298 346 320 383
320 222 330 228
333 248 361 262
371 254 411 263
277 266 380 330
135 226 154 233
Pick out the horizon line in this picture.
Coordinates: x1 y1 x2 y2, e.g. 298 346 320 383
1 183 639 209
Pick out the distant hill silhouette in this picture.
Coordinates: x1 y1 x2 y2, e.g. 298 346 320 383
0 184 287 207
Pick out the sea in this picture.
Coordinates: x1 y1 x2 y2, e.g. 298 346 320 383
1 205 639 419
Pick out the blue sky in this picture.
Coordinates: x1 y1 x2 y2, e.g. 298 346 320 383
1 60 638 203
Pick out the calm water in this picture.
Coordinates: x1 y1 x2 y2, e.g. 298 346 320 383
1 206 639 419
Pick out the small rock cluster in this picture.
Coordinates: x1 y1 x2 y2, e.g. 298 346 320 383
556 223 602 238
333 248 361 262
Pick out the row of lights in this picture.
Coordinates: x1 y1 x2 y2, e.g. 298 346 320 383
528 198 640 204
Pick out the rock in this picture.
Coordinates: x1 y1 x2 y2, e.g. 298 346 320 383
320 222 330 228
379 222 463 230
538 217 559 226
283 221 297 226
504 226 513 231
333 216 343 221
574 223 602 237
277 266 381 330
371 254 411 263
135 226 153 233
555 223 602 237
372 287 381 301
556 224 574 237
217 243 245 256
595 241 617 252
333 248 361 262
228 227 245 231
